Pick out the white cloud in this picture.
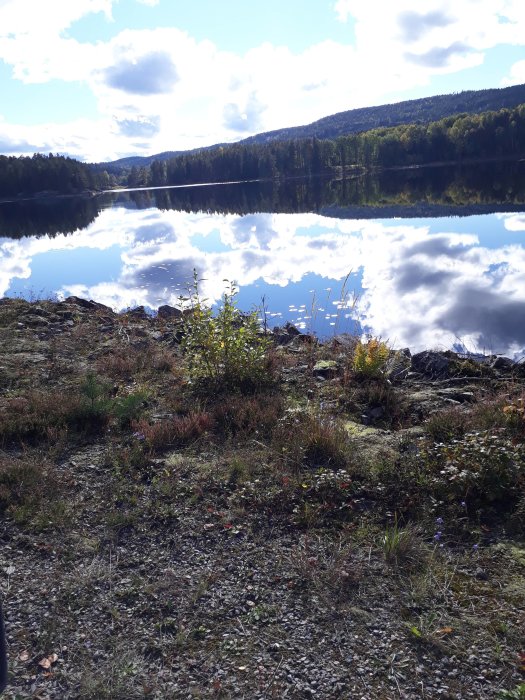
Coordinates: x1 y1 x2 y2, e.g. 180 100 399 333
1 0 525 159
503 59 525 86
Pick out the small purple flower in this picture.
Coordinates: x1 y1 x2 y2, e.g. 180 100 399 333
472 544 479 550
460 501 466 507
434 531 442 541
133 431 145 441
435 517 444 525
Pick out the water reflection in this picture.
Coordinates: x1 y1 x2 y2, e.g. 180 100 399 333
1 166 525 358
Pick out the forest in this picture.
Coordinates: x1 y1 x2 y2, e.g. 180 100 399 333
124 104 525 188
1 104 525 198
0 153 113 198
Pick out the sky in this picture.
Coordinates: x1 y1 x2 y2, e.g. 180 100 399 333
1 0 525 162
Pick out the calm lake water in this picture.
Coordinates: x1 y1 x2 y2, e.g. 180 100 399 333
2 163 525 358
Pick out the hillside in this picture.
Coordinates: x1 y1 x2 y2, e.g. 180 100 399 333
98 83 525 171
240 83 525 145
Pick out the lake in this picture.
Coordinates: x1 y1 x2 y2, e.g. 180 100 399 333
1 162 525 358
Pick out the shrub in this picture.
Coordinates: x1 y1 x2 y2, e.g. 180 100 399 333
212 393 283 438
131 411 213 454
352 337 390 378
424 406 471 443
273 409 351 471
182 275 271 391
421 429 524 510
0 455 61 524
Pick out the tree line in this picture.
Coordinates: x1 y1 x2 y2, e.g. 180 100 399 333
125 104 525 188
1 105 525 198
0 153 114 198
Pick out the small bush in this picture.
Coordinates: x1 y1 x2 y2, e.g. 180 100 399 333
212 393 283 438
66 372 112 434
132 411 213 454
424 406 471 443
421 430 524 510
274 409 351 471
352 338 389 378
0 455 61 524
182 275 271 392
383 518 427 568
503 396 525 441
112 391 148 429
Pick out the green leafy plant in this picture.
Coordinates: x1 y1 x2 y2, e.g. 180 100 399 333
421 430 524 507
498 685 525 699
182 273 271 391
112 391 148 429
352 337 390 378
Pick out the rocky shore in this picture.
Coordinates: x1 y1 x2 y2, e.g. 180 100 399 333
0 296 524 699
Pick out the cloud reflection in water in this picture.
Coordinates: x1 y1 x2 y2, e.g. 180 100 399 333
1 205 525 358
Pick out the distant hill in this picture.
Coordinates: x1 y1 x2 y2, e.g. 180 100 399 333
91 143 228 173
90 151 184 173
96 83 525 172
240 84 525 144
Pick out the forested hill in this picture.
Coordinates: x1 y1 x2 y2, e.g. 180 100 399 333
240 83 525 145
97 83 525 173
122 104 525 188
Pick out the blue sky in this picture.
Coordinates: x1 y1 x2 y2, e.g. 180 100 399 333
0 0 525 162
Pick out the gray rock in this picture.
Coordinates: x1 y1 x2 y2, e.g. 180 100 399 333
490 355 514 371
411 350 450 379
62 296 113 313
126 306 149 320
157 304 184 320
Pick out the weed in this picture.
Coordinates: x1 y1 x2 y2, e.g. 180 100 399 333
286 534 361 598
421 430 524 510
383 516 427 568
498 685 525 699
132 411 214 454
273 409 352 471
424 406 471 442
212 392 284 438
182 273 271 392
352 337 390 378
0 454 62 526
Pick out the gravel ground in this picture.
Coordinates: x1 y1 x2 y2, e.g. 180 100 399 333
0 297 524 698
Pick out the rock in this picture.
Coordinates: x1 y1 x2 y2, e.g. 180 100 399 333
284 322 301 336
62 296 113 313
490 356 515 371
157 305 184 320
331 333 355 349
411 351 450 379
272 323 302 345
312 360 337 378
385 350 412 381
436 389 476 403
126 306 149 320
20 314 49 327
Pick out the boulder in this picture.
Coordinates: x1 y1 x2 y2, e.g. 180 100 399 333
411 350 450 379
126 306 149 320
157 305 184 320
62 296 113 313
